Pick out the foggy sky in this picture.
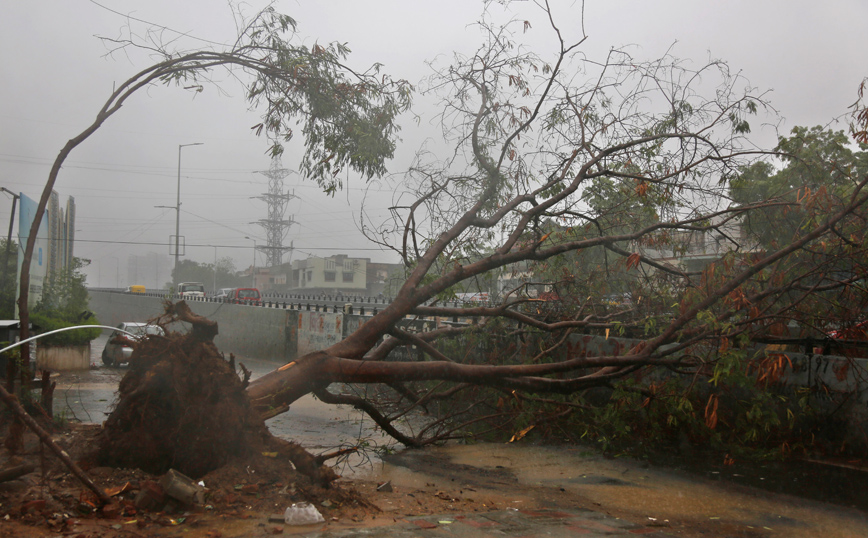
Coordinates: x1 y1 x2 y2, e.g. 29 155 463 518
2 0 866 288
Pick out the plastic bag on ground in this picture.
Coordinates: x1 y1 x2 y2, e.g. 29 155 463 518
284 502 325 525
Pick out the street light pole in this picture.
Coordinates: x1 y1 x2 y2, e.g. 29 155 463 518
245 236 256 288
211 245 217 292
174 143 203 284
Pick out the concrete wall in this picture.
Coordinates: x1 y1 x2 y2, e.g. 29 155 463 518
296 311 342 356
88 291 297 363
36 343 91 371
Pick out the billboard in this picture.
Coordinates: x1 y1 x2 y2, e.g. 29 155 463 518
15 193 49 316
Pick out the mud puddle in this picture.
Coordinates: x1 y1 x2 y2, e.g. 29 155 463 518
380 444 868 538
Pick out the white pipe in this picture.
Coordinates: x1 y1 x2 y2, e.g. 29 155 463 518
0 325 137 355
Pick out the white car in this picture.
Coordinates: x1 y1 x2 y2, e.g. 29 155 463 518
101 322 165 366
213 288 236 301
178 282 206 299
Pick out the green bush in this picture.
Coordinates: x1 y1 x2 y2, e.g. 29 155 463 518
30 312 101 347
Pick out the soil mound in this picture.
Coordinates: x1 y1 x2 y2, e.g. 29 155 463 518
96 302 336 485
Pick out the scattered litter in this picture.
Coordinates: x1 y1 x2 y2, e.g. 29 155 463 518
284 502 325 525
377 481 393 492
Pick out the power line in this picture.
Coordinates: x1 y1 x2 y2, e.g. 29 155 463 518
86 0 228 47
0 155 400 192
70 238 388 251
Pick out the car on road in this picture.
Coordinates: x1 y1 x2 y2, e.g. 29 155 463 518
101 322 165 366
213 288 236 301
178 282 206 299
229 287 262 305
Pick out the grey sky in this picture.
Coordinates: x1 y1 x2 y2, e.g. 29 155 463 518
2 0 866 288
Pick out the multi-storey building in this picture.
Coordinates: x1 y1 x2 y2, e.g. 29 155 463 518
291 255 367 294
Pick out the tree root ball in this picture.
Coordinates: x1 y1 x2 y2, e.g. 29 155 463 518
96 304 338 487
97 330 266 479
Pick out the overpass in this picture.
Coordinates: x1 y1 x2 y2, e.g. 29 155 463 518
87 289 440 363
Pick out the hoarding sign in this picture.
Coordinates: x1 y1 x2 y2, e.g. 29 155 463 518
15 194 49 315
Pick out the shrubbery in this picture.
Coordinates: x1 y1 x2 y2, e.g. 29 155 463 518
31 258 100 347
29 311 101 347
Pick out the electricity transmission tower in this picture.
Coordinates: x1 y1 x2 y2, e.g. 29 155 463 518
252 157 297 267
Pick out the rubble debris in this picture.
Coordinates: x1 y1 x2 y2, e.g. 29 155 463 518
160 468 205 505
0 462 35 483
134 480 166 511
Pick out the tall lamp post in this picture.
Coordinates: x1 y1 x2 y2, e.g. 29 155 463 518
210 245 217 292
245 236 256 288
172 143 203 284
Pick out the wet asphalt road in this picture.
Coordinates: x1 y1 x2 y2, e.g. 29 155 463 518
46 337 868 537
50 334 397 477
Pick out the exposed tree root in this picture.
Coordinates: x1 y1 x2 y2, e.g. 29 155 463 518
96 302 338 487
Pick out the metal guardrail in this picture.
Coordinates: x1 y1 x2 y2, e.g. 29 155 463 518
88 288 491 318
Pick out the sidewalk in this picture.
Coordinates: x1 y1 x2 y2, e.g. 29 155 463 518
291 508 675 537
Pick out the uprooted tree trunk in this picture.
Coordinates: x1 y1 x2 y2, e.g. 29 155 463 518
19 2 868 456
241 5 868 450
97 302 337 487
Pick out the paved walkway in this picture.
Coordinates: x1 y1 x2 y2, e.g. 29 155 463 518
292 508 674 537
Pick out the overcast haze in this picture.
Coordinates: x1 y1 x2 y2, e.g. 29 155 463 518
2 0 866 289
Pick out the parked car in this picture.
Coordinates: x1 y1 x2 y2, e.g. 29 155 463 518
102 322 165 366
178 282 206 299
229 288 262 305
213 288 236 301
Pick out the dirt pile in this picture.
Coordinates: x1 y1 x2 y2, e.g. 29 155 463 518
97 309 259 478
96 301 337 485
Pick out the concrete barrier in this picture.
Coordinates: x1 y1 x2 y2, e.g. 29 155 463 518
37 344 91 371
88 291 295 363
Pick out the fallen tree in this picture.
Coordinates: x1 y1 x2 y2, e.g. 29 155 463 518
17 2 868 454
244 2 868 450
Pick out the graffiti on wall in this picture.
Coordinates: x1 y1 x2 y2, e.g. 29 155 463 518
297 311 342 355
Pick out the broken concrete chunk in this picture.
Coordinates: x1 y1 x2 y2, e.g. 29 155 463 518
160 469 205 505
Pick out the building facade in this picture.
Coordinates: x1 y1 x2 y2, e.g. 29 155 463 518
291 255 368 294
46 191 75 277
